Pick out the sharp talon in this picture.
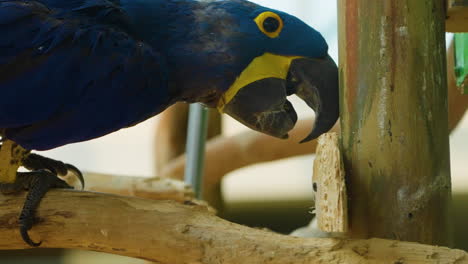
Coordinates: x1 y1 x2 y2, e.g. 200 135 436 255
15 170 70 246
20 225 42 247
66 164 85 190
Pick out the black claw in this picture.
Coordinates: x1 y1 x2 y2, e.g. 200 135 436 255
20 230 42 247
20 215 42 247
65 164 85 190
23 154 85 189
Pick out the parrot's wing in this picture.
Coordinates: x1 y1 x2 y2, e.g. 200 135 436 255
0 0 167 129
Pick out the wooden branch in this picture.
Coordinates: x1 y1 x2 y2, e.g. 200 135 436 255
1 190 467 264
62 172 194 202
312 133 348 233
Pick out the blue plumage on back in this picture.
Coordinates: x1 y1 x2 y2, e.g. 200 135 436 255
0 0 172 150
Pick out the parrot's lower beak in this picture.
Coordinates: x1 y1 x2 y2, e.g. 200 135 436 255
222 55 339 142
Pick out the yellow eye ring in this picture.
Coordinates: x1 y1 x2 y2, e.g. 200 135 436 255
254 11 283 38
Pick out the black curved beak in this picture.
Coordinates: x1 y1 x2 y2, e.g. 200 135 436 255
223 55 339 142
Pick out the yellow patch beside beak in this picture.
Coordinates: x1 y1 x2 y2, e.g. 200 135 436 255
217 53 302 112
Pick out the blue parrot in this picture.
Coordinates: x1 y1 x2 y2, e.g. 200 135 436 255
0 0 339 246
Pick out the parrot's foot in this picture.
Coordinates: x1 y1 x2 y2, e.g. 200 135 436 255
22 154 85 189
0 170 73 246
0 154 84 247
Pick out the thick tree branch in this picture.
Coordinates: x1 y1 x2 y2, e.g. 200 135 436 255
0 190 466 263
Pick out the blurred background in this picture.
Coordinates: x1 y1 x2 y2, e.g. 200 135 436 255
1 1 467 263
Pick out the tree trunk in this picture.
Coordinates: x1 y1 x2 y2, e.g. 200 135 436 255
338 0 452 246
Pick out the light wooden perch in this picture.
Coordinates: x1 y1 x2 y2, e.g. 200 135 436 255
0 190 467 264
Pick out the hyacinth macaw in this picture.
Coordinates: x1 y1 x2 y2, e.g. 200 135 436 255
0 0 339 246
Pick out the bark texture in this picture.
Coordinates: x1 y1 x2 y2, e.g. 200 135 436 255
338 0 452 245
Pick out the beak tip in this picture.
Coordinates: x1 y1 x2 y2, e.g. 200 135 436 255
299 134 316 144
289 56 339 145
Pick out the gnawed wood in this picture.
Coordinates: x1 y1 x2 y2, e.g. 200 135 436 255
290 218 347 239
0 190 467 264
312 132 348 233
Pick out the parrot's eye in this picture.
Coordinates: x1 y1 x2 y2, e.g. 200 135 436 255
254 11 283 38
263 17 280 33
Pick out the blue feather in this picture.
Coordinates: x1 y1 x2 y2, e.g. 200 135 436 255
0 0 170 149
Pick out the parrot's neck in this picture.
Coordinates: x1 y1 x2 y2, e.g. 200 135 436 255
120 0 194 46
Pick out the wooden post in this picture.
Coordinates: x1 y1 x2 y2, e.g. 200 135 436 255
338 0 452 246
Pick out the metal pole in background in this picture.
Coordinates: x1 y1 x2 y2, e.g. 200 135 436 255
184 103 209 199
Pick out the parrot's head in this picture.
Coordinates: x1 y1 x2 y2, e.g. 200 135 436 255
163 0 339 142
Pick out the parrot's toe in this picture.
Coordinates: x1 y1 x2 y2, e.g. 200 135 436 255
22 154 85 189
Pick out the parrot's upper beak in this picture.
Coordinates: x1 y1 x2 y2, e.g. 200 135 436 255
219 54 339 142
